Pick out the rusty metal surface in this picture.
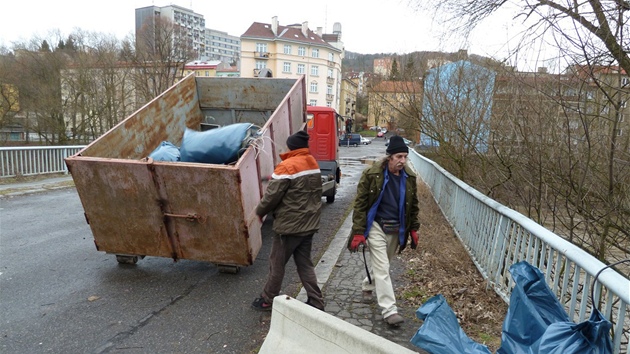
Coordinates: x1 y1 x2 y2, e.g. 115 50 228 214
65 76 306 266
80 74 202 159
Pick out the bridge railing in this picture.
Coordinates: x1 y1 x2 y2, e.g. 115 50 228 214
0 146 85 178
408 150 629 353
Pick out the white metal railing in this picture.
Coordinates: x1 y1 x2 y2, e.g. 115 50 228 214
408 150 629 353
0 146 85 178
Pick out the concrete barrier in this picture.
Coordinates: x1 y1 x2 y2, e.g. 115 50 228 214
259 295 417 354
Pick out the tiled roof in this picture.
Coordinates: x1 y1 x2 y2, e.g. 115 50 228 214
241 22 340 51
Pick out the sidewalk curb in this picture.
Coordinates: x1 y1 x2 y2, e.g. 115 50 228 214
297 211 353 302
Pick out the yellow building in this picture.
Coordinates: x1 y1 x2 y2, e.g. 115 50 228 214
339 78 357 121
368 80 422 131
240 17 344 110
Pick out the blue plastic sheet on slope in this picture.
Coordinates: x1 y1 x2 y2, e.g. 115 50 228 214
497 261 571 353
179 123 259 164
410 261 613 354
410 294 491 354
148 141 180 161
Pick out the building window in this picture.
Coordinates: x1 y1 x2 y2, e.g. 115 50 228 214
284 44 292 55
327 85 333 95
326 101 332 107
310 81 318 93
622 77 629 87
327 68 333 78
298 46 306 56
297 64 305 74
256 43 267 53
617 128 623 136
312 48 319 58
328 52 334 61
255 61 267 69
283 62 291 73
309 99 317 106
311 65 319 76
205 71 209 77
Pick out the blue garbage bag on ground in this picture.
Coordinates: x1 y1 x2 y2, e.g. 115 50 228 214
148 141 180 161
497 261 613 354
410 294 492 354
497 261 571 354
537 308 613 354
179 123 260 164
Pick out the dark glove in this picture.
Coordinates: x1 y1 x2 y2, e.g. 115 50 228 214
410 230 418 249
349 235 366 252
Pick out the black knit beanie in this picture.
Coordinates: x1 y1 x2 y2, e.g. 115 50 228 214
386 135 409 155
286 130 310 150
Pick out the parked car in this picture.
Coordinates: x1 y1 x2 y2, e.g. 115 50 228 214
361 136 371 145
377 131 384 138
380 128 388 134
339 133 362 147
369 126 381 131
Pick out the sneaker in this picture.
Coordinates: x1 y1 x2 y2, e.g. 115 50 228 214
384 313 404 326
361 290 373 303
251 297 272 311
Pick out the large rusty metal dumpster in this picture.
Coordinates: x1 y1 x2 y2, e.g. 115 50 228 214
65 75 307 271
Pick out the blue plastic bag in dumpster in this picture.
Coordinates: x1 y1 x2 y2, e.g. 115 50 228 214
180 123 260 164
148 141 180 161
497 261 571 354
410 294 492 354
537 308 612 354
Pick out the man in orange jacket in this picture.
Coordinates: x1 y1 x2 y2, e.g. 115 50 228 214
252 130 325 312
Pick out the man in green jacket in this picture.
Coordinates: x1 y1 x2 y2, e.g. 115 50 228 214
348 135 420 326
252 130 325 312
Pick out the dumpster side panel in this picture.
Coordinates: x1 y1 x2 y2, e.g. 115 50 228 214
65 158 173 257
151 163 258 265
80 74 202 159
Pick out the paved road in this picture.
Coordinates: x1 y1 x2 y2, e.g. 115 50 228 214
0 136 390 353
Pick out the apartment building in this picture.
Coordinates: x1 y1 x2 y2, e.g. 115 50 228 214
240 17 344 110
135 5 206 59
368 80 423 131
183 60 232 77
339 78 358 122
204 28 240 64
491 65 630 153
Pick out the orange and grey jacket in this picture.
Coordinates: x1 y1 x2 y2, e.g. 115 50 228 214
256 148 322 236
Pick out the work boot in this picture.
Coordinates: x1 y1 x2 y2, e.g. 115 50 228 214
384 313 404 326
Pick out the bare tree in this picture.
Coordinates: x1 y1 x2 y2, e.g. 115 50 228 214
132 17 195 102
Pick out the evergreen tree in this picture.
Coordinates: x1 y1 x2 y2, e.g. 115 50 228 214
389 58 399 81
40 40 51 52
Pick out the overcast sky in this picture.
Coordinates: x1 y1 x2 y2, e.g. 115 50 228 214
0 0 538 65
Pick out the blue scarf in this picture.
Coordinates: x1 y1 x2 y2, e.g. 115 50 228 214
365 167 407 245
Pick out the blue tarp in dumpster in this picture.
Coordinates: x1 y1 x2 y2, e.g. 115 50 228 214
180 123 260 164
410 261 613 354
410 294 491 354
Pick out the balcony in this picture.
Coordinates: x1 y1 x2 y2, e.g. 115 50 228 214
326 77 334 85
328 61 335 67
255 52 270 59
326 94 334 101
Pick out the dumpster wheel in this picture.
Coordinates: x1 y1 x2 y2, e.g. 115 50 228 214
116 255 145 265
217 264 240 274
